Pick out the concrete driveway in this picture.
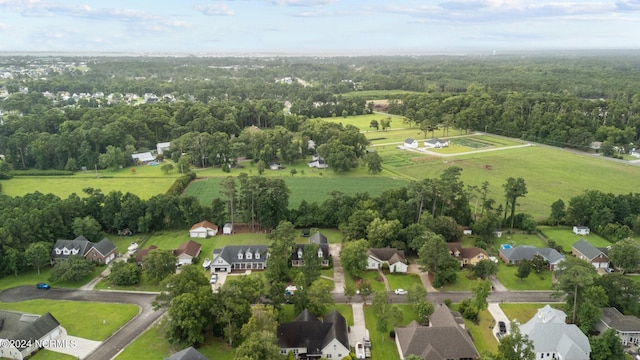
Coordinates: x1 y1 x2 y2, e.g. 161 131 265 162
44 335 101 359
487 302 511 341
349 303 368 347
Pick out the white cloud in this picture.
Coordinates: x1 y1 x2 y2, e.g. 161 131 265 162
271 0 335 6
195 4 235 16
0 22 8 30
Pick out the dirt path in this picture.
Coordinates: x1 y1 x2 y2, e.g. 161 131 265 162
378 269 391 291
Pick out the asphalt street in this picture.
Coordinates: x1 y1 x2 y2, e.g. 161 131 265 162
0 286 166 360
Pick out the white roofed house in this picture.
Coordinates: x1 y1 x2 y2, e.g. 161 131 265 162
189 221 218 238
573 226 590 236
131 152 155 164
156 142 171 155
424 138 449 148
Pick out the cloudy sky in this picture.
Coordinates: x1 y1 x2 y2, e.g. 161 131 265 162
0 0 639 54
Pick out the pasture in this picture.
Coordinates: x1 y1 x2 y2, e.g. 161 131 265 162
322 113 408 131
184 176 409 208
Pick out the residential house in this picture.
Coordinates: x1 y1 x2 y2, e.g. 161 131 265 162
571 239 609 269
223 223 233 235
404 138 418 148
0 311 66 360
597 307 640 345
309 231 328 245
277 309 350 359
499 246 565 270
291 243 330 267
189 221 218 238
520 305 590 360
424 138 449 148
131 152 155 164
573 226 590 236
163 346 208 360
173 240 202 266
367 248 408 273
395 305 480 360
156 142 171 155
211 245 269 273
446 242 490 267
135 245 158 265
51 235 116 264
84 238 117 265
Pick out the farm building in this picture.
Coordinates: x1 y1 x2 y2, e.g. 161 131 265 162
424 138 449 148
156 142 171 155
131 152 154 164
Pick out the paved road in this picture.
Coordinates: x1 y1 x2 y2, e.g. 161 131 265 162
0 286 165 360
331 290 561 304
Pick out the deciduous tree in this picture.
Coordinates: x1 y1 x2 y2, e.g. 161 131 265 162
25 242 51 275
341 239 369 278
497 321 535 360
108 261 141 286
49 256 94 283
503 177 528 229
417 234 459 287
609 238 640 274
143 249 177 283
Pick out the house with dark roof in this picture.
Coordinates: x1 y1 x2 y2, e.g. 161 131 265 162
367 248 408 273
0 311 66 360
309 231 328 245
84 238 117 265
164 346 208 360
173 240 202 266
135 245 158 265
395 305 480 360
571 239 609 269
51 235 116 264
597 307 640 346
499 246 565 270
291 243 330 267
211 245 268 273
446 242 490 267
520 305 590 360
189 221 218 238
277 309 349 359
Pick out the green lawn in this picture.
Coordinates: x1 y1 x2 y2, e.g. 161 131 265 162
364 304 419 360
343 270 387 293
539 226 613 252
385 273 423 291
440 268 481 291
184 175 409 208
495 263 553 290
449 306 498 354
492 233 546 253
0 299 138 341
0 265 105 291
366 128 452 145
323 113 409 131
30 350 78 360
500 303 561 324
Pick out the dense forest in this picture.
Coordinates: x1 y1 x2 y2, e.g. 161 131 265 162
2 52 640 171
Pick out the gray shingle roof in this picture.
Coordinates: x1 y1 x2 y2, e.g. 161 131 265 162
572 239 606 261
601 307 640 332
0 311 61 350
292 243 330 261
213 245 268 265
278 309 349 354
395 306 479 360
500 246 565 264
92 238 117 257
164 346 209 360
520 306 590 360
310 231 328 244
367 248 407 265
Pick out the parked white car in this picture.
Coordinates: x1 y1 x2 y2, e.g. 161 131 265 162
394 289 407 295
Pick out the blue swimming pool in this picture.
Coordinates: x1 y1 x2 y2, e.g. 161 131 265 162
500 244 512 250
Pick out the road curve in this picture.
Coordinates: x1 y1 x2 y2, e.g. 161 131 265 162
0 286 166 360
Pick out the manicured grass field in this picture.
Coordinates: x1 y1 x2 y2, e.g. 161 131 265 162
492 232 546 253
322 113 408 131
0 265 104 291
30 350 78 360
364 304 418 360
539 226 613 252
184 176 409 208
500 303 561 324
386 145 640 220
385 273 423 291
0 299 138 341
440 268 481 291
495 262 553 290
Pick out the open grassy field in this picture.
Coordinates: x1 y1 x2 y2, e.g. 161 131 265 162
495 262 553 290
0 299 138 340
184 176 409 208
385 273 423 291
500 303 562 324
30 350 78 360
322 113 408 131
0 265 105 291
381 144 640 220
2 164 180 199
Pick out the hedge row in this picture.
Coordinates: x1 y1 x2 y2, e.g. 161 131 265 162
11 170 75 176
166 172 196 196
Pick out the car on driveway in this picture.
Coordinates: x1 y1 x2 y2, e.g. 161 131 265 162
36 282 50 290
498 321 507 334
210 274 218 284
355 342 365 359
394 289 407 295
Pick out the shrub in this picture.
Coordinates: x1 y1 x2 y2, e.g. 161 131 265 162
109 261 142 286
166 172 196 196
